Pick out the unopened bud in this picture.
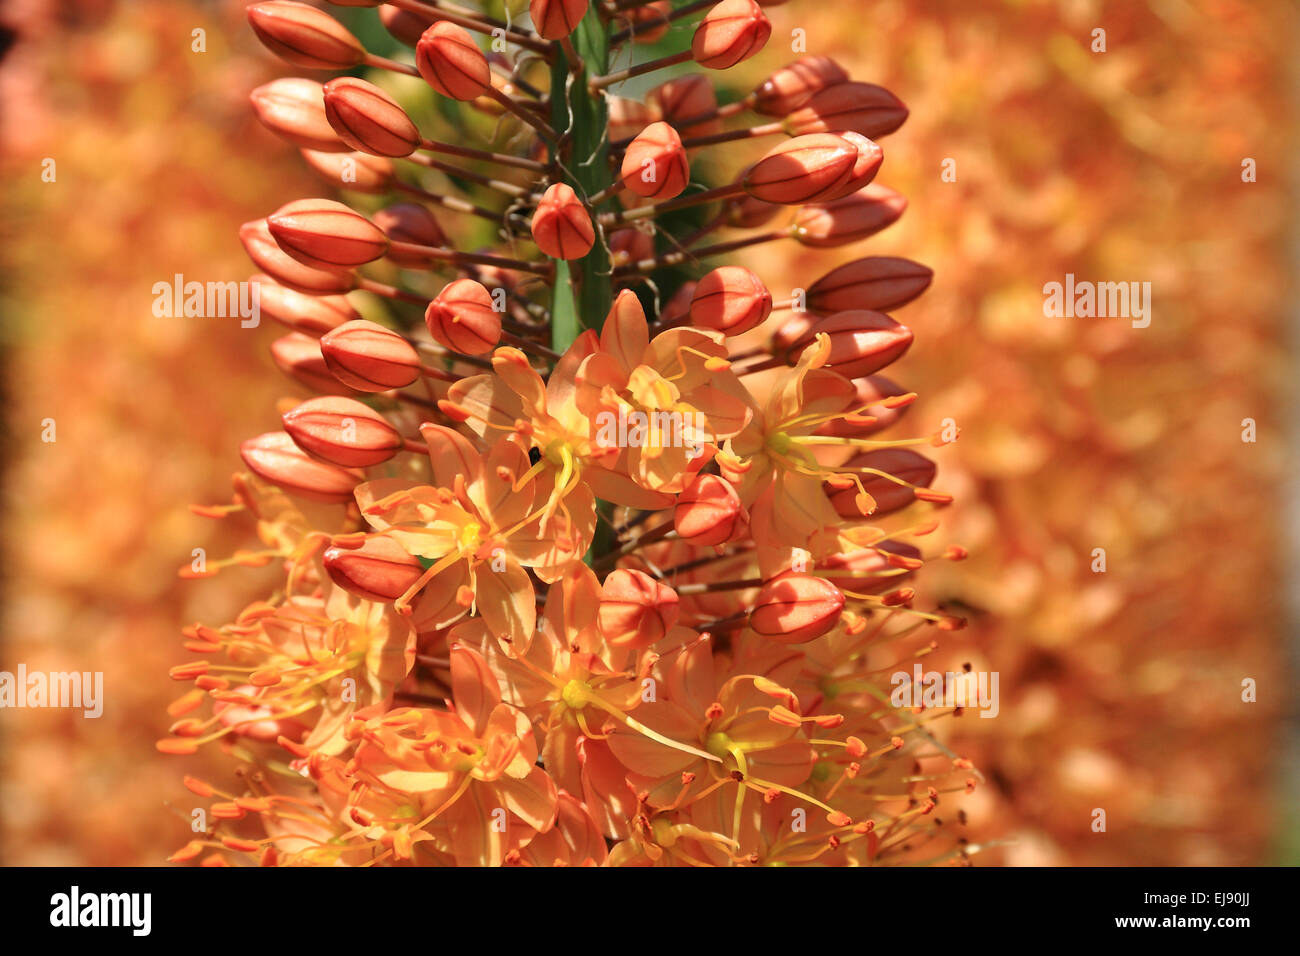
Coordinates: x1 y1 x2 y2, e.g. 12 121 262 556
674 474 745 546
425 279 503 355
322 76 421 157
270 333 356 394
532 183 595 260
254 274 357 336
417 22 491 101
786 82 908 139
282 396 404 468
815 374 911 438
793 184 907 247
250 78 345 152
378 4 435 48
240 431 361 503
826 449 935 517
598 569 680 648
620 122 690 200
693 0 771 70
743 134 862 204
781 310 913 378
301 149 395 193
324 534 425 602
689 266 772 336
320 320 421 392
247 1 365 70
748 572 844 644
646 74 720 138
530 0 589 40
240 218 358 295
753 56 849 116
806 256 933 314
373 203 446 268
267 198 389 272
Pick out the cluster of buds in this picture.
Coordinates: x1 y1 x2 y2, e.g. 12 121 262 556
163 0 974 867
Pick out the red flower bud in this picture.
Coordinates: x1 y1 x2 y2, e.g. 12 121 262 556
425 278 503 355
282 396 405 468
240 218 358 295
689 266 772 336
674 474 745 546
417 22 491 101
608 227 655 269
373 203 446 268
620 122 690 200
250 78 345 152
253 275 357 336
786 82 908 140
815 132 883 202
247 1 365 70
753 56 849 116
320 320 422 392
659 281 696 326
793 184 907 248
609 96 654 143
322 76 421 157
806 256 933 314
781 310 913 378
532 183 595 260
270 333 356 394
378 4 436 48
646 75 720 138
240 431 362 503
530 0 589 40
818 543 921 593
324 534 426 602
826 449 936 518
692 0 771 70
267 199 389 272
748 572 844 644
301 149 395 193
743 133 860 204
625 1 672 44
598 569 680 648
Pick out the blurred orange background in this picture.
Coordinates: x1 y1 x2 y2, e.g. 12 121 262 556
1 0 1295 865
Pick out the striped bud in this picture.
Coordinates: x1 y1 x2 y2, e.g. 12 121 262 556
324 534 425 602
301 149 394 193
320 320 421 392
827 449 935 518
806 256 933 314
794 184 907 248
531 183 595 260
373 203 446 268
815 132 883 202
725 193 780 228
240 218 358 295
530 0 589 40
253 275 357 336
753 56 849 116
626 1 672 44
743 133 860 204
692 0 771 70
417 22 491 101
270 333 356 394
620 122 690 200
786 82 908 139
322 77 421 157
282 396 404 468
378 5 435 48
609 96 654 143
425 279 503 355
674 474 745 546
818 543 920 594
689 266 772 336
646 75 720 138
782 310 913 378
748 572 844 644
249 78 345 152
267 199 389 272
608 227 655 269
598 569 680 649
247 2 365 70
239 431 361 503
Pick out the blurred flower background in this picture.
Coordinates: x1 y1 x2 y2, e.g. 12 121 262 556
1 0 1295 865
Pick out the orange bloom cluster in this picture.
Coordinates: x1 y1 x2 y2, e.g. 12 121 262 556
161 0 981 866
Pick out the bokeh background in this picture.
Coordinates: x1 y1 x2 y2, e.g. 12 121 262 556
1 0 1295 865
